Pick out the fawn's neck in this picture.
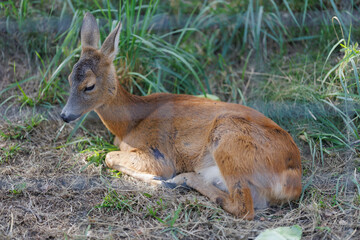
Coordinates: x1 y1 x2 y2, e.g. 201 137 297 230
94 85 153 141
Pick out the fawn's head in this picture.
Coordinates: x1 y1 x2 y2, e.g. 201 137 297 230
61 12 122 123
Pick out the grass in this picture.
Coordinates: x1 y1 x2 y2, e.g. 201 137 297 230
9 182 27 195
0 0 360 239
95 189 135 212
77 136 119 167
0 114 45 140
0 143 21 164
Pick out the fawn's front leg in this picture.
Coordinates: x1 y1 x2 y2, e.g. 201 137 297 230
105 149 176 186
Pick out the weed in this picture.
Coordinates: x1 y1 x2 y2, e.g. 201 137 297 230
14 63 35 107
75 136 118 167
160 204 185 238
0 143 21 164
146 202 183 237
142 193 152 198
146 205 161 222
96 190 134 212
9 182 27 195
0 114 45 140
315 226 332 234
354 195 360 206
145 197 166 221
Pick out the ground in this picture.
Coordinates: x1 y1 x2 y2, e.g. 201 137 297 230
0 94 359 239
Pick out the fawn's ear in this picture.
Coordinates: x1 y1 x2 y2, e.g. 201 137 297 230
100 22 122 61
81 12 100 49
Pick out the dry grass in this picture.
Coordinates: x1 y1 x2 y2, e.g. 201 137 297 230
0 99 359 239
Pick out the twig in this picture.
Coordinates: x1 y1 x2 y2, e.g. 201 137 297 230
14 205 42 223
8 212 14 236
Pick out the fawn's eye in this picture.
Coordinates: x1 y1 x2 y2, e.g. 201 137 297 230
84 84 95 92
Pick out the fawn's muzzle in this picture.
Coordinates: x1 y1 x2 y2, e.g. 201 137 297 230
60 112 81 123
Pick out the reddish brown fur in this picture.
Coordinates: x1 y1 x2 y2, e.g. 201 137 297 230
61 13 302 220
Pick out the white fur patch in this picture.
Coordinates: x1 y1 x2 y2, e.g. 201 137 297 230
198 165 228 192
249 183 268 209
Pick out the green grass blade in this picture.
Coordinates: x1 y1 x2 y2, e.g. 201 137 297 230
283 0 301 28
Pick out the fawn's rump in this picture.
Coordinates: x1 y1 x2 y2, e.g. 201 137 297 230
197 161 301 209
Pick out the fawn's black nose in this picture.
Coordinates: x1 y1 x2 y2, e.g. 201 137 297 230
60 112 70 123
60 112 81 123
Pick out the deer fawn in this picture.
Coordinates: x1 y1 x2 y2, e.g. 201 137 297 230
60 13 302 220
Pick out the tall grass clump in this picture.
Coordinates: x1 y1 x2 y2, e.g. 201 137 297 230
60 0 208 98
1 0 212 107
314 18 360 154
296 16 360 171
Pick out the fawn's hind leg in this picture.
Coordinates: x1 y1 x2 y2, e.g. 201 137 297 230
105 150 175 185
208 132 260 219
168 172 255 219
